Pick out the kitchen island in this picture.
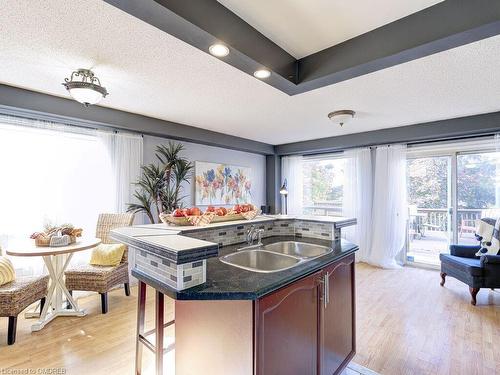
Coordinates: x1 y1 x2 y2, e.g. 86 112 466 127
111 215 358 375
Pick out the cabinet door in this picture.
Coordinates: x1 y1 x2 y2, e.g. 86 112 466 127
255 271 322 375
320 254 355 375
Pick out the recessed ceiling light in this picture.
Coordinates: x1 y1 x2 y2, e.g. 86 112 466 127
209 44 230 57
254 69 271 79
328 110 355 127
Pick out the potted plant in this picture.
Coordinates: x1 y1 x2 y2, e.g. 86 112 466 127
127 142 193 223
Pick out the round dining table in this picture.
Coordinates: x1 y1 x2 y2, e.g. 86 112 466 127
6 238 101 331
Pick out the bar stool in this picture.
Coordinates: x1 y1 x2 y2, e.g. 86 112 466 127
136 281 175 375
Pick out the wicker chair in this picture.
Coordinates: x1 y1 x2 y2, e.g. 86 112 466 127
0 265 49 345
65 213 134 314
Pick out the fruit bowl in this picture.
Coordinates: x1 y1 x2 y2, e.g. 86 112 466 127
159 204 259 226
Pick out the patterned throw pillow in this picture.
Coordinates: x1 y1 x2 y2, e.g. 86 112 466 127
0 256 15 286
476 217 500 256
89 244 126 266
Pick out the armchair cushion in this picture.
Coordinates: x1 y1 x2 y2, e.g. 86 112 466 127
449 244 481 259
439 254 483 277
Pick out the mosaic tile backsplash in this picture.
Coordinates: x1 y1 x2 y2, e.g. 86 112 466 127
185 219 339 246
134 219 340 291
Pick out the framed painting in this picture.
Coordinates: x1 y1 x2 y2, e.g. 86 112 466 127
195 161 252 205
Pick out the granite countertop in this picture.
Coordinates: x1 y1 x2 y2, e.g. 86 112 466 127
132 236 358 301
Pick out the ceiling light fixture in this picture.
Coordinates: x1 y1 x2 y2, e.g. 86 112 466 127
253 69 271 79
328 110 355 127
209 43 230 57
62 69 108 107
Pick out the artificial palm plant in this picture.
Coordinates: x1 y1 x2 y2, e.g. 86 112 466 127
127 142 193 223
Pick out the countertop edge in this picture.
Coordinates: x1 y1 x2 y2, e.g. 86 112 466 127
132 244 359 301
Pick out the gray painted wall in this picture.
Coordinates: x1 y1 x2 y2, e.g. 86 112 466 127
143 135 266 209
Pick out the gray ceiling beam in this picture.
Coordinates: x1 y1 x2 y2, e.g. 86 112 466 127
296 0 500 93
0 84 275 155
103 0 299 94
104 0 500 96
275 111 500 155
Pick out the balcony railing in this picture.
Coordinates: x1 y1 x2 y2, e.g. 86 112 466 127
302 201 500 232
411 207 500 233
303 201 342 216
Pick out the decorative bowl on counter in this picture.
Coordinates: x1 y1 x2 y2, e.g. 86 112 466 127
159 204 260 226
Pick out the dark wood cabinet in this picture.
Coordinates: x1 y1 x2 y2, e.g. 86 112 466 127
320 254 356 375
255 270 322 375
255 254 355 375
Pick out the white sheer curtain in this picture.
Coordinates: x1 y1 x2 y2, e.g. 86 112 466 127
342 148 373 262
98 131 143 276
281 155 303 215
0 116 115 276
369 144 408 268
98 131 143 214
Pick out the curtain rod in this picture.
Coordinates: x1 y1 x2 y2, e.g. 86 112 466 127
0 111 144 138
286 132 498 158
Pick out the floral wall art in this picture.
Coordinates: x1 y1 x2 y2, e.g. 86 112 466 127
195 161 252 205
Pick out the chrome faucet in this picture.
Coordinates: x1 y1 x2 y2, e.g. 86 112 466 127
246 225 265 246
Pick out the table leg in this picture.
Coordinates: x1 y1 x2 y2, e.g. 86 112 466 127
31 254 86 332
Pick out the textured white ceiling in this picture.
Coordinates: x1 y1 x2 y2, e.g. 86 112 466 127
0 0 499 146
218 0 444 58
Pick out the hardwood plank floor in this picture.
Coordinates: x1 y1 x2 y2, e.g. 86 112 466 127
354 263 500 375
0 264 498 374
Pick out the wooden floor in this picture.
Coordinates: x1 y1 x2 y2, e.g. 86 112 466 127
0 264 498 374
354 263 500 375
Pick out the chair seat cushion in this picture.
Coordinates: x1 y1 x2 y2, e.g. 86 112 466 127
0 256 15 286
0 275 49 317
440 254 483 276
89 244 126 266
65 262 128 293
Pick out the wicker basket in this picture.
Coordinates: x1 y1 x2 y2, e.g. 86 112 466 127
160 206 260 227
34 235 76 247
34 237 51 247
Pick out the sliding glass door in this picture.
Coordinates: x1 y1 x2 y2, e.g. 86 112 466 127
407 156 452 265
406 141 500 266
457 151 500 244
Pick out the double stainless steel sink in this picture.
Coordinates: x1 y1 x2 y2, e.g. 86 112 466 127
220 241 332 273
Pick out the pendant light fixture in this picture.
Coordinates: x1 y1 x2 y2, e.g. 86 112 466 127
62 69 108 107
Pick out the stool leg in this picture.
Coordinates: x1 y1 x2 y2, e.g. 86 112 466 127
136 281 147 375
124 282 131 296
156 291 164 375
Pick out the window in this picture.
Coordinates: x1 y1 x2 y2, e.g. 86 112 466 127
0 117 115 275
302 156 346 216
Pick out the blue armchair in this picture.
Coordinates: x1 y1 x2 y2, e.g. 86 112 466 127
440 245 500 305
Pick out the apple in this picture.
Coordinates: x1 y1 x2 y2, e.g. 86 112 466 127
173 209 185 217
189 207 202 216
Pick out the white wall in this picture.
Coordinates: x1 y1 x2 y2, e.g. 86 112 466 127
143 135 267 209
